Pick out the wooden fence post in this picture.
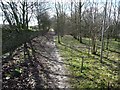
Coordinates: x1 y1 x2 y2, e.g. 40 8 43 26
81 56 84 73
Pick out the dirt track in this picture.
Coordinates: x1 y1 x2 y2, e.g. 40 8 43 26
31 31 70 89
2 31 70 89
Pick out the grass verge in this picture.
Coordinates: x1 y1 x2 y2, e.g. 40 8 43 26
55 35 120 89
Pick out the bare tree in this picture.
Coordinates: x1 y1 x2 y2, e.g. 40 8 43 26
34 1 50 31
106 0 112 50
54 1 66 43
100 0 107 63
78 0 83 43
55 2 60 43
1 0 34 31
1 0 34 58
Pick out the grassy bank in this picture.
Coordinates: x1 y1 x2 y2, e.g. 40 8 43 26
55 35 120 89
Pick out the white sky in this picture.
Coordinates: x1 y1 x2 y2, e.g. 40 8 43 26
0 0 119 25
2 0 119 3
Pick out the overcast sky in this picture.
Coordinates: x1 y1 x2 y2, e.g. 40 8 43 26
0 0 119 26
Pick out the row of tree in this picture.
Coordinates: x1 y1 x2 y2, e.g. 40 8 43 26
1 0 51 58
1 0 120 62
53 0 120 62
1 0 51 32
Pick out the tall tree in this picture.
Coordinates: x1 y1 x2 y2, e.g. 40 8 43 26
34 1 50 31
100 0 107 63
54 1 66 43
78 0 83 43
1 0 34 58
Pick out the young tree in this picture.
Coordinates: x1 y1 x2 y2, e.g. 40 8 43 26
78 0 83 43
34 1 50 31
55 2 61 43
54 1 66 43
106 0 112 50
100 0 107 63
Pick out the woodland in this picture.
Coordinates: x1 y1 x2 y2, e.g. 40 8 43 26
1 0 120 89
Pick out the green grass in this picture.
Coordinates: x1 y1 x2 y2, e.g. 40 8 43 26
55 35 120 89
82 38 120 54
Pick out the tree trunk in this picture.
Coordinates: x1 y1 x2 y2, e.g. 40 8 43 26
79 36 82 43
106 35 109 50
91 37 96 54
88 38 91 57
100 1 107 63
79 1 82 43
